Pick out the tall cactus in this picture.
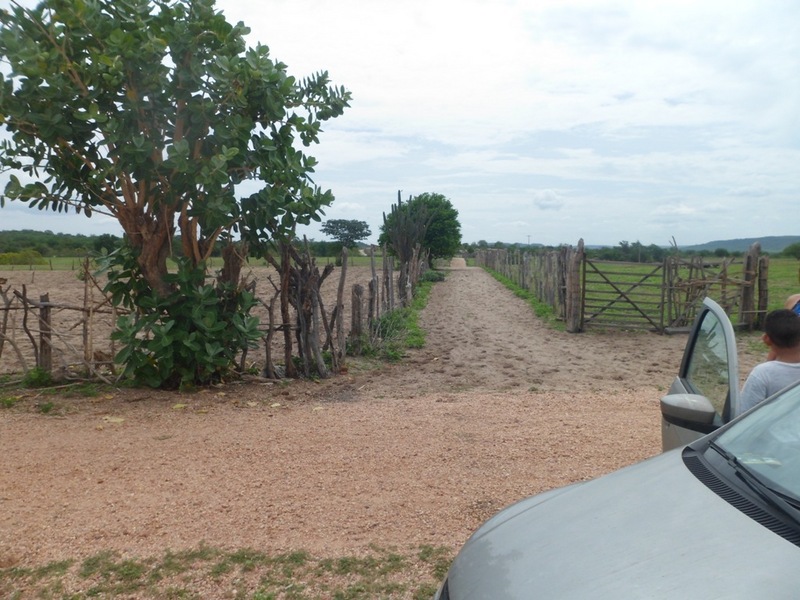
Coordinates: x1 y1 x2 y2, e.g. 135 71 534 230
382 191 432 305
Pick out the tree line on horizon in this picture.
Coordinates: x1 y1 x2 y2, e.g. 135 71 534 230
3 230 799 266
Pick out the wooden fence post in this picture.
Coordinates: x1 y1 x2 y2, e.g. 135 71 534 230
739 242 760 330
757 255 769 329
334 247 348 372
0 281 10 361
565 239 584 332
383 248 395 312
370 246 381 325
82 258 92 366
39 293 52 372
368 278 377 326
350 284 364 354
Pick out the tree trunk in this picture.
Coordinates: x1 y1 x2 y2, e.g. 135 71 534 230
118 205 175 297
219 242 248 287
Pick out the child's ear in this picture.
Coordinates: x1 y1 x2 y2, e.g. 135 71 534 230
763 333 773 346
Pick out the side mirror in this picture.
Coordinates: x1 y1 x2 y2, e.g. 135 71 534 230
660 393 716 425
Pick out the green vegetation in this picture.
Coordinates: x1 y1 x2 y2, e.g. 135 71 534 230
380 192 462 264
359 278 437 362
0 380 118 413
0 230 121 258
320 219 372 252
405 279 433 348
0 544 451 599
461 237 800 260
769 257 800 310
0 395 19 409
36 401 56 414
21 366 53 388
106 255 261 389
0 249 48 266
782 242 800 261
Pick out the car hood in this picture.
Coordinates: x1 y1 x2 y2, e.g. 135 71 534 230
445 449 800 599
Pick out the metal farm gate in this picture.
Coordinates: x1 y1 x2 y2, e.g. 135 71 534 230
473 241 767 334
582 259 666 331
581 247 767 332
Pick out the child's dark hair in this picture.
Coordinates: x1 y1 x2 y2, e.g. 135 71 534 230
765 309 800 348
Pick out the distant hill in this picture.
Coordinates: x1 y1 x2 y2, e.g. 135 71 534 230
681 236 800 254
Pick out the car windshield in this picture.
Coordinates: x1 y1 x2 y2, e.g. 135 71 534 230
714 382 800 501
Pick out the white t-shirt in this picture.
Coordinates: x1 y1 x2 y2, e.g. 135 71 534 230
740 360 800 413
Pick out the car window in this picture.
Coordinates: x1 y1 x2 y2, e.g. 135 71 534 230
714 382 800 500
684 308 732 419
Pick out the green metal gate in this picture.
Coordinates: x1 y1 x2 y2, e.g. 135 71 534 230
582 259 665 331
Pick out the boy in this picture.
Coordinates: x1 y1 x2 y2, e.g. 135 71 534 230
740 309 800 412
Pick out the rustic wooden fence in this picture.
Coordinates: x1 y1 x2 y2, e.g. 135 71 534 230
475 240 768 333
0 247 424 380
0 261 122 381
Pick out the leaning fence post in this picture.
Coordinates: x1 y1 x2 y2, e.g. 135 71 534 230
39 293 52 372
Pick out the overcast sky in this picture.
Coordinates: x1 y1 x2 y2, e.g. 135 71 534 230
1 0 798 248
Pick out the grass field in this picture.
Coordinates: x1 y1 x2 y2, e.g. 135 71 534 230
767 257 800 310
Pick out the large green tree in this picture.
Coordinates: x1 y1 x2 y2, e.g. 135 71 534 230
379 192 461 264
0 0 350 386
320 219 371 250
782 242 800 261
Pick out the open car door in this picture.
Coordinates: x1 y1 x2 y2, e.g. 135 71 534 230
661 297 741 452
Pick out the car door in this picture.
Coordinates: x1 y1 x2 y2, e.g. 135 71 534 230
660 297 740 452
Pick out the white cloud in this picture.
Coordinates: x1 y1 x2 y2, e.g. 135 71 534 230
532 190 564 211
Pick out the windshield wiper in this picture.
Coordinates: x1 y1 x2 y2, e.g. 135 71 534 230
709 441 800 517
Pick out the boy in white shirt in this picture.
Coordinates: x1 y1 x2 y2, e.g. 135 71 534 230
740 309 800 412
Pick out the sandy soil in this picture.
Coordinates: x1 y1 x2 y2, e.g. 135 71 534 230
0 261 763 578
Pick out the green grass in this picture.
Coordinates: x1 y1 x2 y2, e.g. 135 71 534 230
0 380 117 417
767 257 800 310
0 545 451 599
583 257 799 313
0 256 90 271
353 277 439 362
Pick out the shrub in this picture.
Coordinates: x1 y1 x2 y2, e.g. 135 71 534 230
23 366 53 388
0 250 47 265
421 270 446 282
107 256 261 389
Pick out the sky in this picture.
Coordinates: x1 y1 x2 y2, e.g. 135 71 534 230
1 0 798 248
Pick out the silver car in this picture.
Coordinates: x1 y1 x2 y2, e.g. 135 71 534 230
435 298 800 599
